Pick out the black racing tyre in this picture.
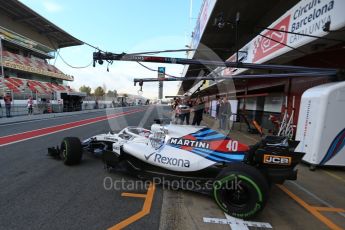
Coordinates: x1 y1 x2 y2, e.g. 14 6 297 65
213 162 269 219
60 137 83 165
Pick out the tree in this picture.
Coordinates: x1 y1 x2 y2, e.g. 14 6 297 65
102 83 107 94
106 90 113 97
79 85 91 96
106 90 118 97
94 86 105 97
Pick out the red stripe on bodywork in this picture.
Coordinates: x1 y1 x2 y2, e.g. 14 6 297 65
181 146 193 151
183 135 196 140
208 140 250 152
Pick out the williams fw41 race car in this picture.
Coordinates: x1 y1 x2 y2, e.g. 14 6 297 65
48 121 304 219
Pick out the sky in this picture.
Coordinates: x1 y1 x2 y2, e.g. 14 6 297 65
19 0 203 99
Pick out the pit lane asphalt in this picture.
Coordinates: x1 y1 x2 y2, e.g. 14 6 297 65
0 105 169 230
0 107 143 137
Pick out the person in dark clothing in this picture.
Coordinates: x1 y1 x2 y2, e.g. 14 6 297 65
192 98 205 126
179 98 192 125
4 93 12 117
171 97 180 124
27 96 33 115
217 97 223 128
185 99 193 124
219 96 232 130
216 96 221 119
0 97 2 118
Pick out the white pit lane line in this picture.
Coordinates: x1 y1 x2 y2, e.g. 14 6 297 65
203 213 272 229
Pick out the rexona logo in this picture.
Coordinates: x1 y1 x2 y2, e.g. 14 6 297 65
144 152 191 168
154 154 190 168
105 137 117 141
170 138 210 149
263 154 291 165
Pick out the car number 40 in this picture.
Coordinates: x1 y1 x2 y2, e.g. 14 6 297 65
226 140 238 152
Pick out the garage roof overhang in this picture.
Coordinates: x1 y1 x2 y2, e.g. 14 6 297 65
0 0 83 49
178 0 299 94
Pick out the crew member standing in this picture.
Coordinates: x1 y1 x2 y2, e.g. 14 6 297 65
171 97 179 124
0 97 2 118
218 97 224 128
185 99 193 125
220 96 232 130
179 98 192 125
216 96 221 118
27 96 33 115
4 92 12 118
192 98 205 126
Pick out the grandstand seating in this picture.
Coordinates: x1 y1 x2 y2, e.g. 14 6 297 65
2 50 74 96
3 77 73 95
2 51 63 74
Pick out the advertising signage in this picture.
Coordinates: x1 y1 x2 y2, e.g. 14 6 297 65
189 0 217 58
0 27 54 54
222 0 345 77
3 61 74 81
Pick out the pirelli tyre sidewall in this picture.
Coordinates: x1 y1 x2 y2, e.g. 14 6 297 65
213 162 269 219
61 137 83 165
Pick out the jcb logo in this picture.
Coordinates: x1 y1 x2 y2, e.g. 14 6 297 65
263 154 291 165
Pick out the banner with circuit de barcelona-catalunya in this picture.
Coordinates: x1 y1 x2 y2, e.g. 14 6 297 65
221 0 345 76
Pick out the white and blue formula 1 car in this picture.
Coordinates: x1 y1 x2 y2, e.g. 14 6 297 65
48 121 304 219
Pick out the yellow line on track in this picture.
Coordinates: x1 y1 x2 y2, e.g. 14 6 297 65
108 183 156 230
121 193 147 198
277 184 344 230
314 207 345 212
323 170 345 184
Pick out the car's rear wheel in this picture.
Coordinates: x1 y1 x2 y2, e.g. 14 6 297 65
61 137 82 165
213 162 269 219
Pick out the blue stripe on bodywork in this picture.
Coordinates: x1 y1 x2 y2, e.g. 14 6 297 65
168 143 180 148
335 139 345 156
195 147 245 155
192 129 215 137
195 133 225 140
168 142 234 163
191 149 232 163
194 148 245 160
320 128 345 165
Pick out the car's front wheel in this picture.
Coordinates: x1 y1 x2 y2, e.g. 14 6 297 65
213 162 269 219
60 137 83 165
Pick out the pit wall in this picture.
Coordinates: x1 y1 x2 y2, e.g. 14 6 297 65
0 100 136 117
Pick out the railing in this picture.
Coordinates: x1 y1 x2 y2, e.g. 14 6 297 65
0 94 141 118
0 101 65 117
